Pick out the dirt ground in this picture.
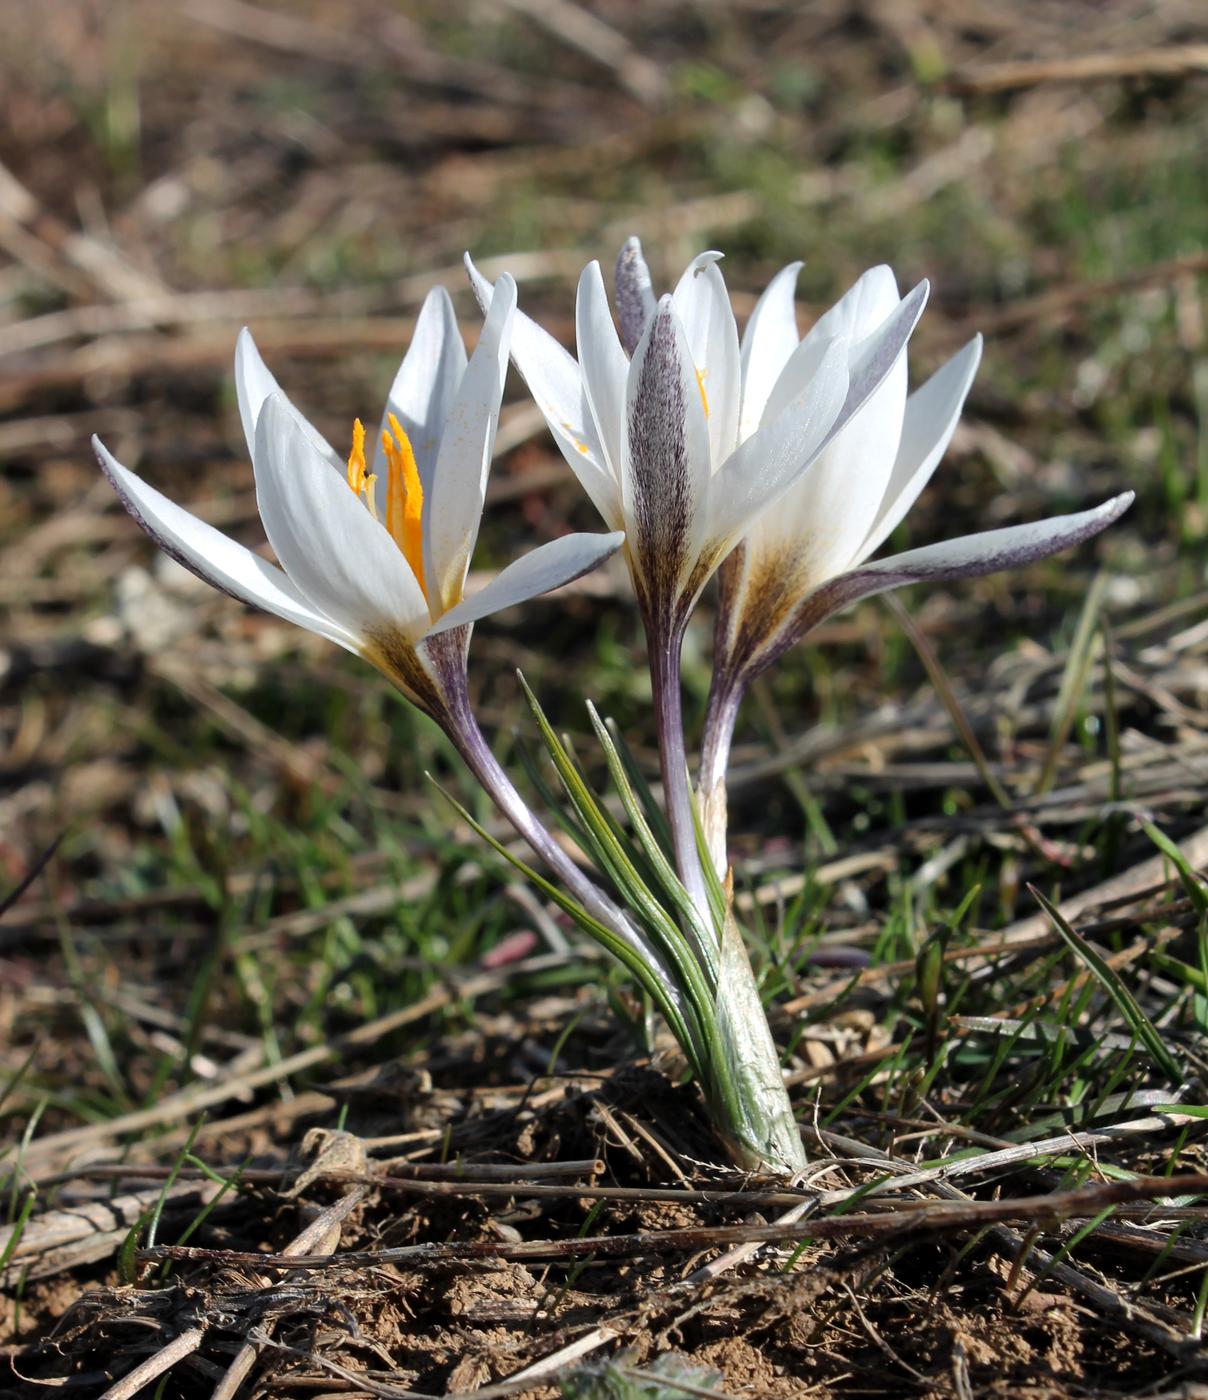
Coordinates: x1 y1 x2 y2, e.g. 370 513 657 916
4 2 1208 1396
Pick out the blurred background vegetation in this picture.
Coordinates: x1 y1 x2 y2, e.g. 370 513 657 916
1 0 1206 1158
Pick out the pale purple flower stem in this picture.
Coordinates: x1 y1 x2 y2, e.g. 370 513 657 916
698 665 745 878
425 632 649 953
648 625 712 919
700 672 743 818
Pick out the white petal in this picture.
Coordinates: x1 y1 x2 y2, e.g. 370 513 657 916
372 285 467 499
428 530 625 634
738 261 802 442
745 293 919 583
465 254 621 527
615 236 656 354
819 493 1135 614
807 264 902 346
839 280 927 437
233 327 343 475
761 266 902 427
253 395 431 641
739 493 1135 683
576 260 629 477
705 336 849 550
94 435 359 652
857 336 983 562
623 296 712 596
671 252 741 468
425 275 515 614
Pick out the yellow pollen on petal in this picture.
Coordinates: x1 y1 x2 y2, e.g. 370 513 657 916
346 418 367 493
695 367 710 420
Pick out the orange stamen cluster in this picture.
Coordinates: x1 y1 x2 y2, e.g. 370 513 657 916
347 414 427 598
695 367 710 420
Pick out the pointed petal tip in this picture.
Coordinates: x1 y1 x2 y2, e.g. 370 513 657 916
420 282 456 313
234 324 259 366
93 432 122 484
905 277 930 309
464 252 491 310
578 259 604 292
483 272 518 329
93 434 135 494
959 332 984 371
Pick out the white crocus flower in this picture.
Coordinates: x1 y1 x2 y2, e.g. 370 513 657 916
698 263 1134 871
467 246 927 638
94 275 623 717
712 263 1135 690
94 276 696 1049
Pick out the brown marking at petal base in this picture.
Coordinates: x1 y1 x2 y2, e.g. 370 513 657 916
722 546 812 681
361 628 448 719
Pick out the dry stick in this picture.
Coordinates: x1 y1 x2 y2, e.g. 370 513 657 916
782 931 1058 1016
947 44 1208 95
31 1157 606 1191
950 249 1208 340
141 1173 1208 1272
0 159 165 303
36 1111 1200 1234
95 1328 207 1400
0 1182 223 1283
91 1187 366 1400
817 1128 1198 1361
493 1323 625 1393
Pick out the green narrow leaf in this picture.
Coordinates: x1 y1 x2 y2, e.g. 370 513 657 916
146 1116 206 1250
0 1192 36 1273
588 703 718 981
118 1207 154 1285
428 778 707 1073
1030 885 1184 1087
605 718 675 858
516 678 716 996
1034 571 1108 796
1142 820 1208 920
